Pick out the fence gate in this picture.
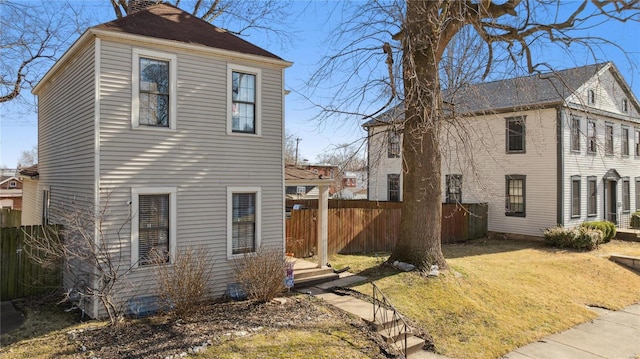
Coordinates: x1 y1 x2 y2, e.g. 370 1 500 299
1 226 62 300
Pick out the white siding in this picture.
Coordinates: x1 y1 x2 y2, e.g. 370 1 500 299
367 125 403 201
96 39 286 303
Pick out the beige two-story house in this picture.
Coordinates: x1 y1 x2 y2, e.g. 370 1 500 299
32 3 291 318
366 62 640 238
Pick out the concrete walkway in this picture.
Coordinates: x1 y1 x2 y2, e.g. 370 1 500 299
504 304 640 359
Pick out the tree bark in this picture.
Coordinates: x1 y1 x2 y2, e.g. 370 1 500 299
388 0 447 270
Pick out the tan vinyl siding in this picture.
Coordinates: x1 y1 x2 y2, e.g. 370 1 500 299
19 178 40 225
97 39 285 302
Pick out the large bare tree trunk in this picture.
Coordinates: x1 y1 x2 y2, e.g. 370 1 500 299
388 1 447 270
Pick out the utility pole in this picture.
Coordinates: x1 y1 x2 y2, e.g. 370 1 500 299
294 137 301 166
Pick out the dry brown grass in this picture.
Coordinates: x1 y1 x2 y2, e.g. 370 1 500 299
331 239 640 359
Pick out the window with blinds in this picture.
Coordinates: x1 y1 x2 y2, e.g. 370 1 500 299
139 194 170 265
232 193 256 254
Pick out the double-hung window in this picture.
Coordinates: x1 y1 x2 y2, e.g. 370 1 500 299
132 49 177 129
445 174 462 204
131 187 177 267
505 175 526 217
587 120 597 154
570 117 581 152
228 65 261 135
571 176 581 218
605 123 614 156
622 178 631 213
635 128 640 157
506 116 526 153
388 130 401 158
636 177 640 211
388 174 400 202
587 176 597 217
227 187 261 258
42 187 50 225
622 126 630 156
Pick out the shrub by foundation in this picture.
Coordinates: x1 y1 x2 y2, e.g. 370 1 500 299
233 245 287 303
631 212 640 229
580 221 616 242
543 226 603 250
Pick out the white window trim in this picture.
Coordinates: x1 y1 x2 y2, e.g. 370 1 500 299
131 187 177 268
131 48 177 130
227 186 262 259
227 64 262 136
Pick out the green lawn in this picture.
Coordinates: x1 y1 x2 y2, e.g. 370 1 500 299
330 239 640 359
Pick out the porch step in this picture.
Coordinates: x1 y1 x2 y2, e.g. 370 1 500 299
378 322 413 343
615 230 640 242
293 272 339 289
294 267 335 280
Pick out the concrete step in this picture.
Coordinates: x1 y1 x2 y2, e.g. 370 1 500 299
378 322 413 343
401 335 426 357
609 254 640 272
293 272 339 289
615 230 640 242
294 267 335 280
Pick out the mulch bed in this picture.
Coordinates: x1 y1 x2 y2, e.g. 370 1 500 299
69 295 386 359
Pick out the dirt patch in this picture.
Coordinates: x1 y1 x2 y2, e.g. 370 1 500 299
70 295 385 359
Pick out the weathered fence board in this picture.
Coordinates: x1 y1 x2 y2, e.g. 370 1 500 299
1 225 62 300
0 208 21 227
286 203 487 257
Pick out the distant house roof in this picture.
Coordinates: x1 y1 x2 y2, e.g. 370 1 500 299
0 176 20 185
364 62 635 127
93 3 283 60
285 166 333 186
18 164 39 178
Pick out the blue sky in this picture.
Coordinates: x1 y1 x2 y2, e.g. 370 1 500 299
1 1 639 168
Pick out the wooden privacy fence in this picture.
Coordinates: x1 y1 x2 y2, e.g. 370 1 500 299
1 225 62 300
285 203 487 257
0 208 21 227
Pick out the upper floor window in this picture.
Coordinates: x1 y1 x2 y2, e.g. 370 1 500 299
587 89 596 105
506 116 526 153
605 123 614 156
587 120 597 154
228 65 261 135
570 116 581 152
622 126 630 156
227 187 261 258
131 187 177 267
445 174 462 204
388 174 400 202
388 130 401 158
635 128 640 157
132 49 177 130
622 98 629 113
505 175 526 217
636 177 640 211
9 181 17 188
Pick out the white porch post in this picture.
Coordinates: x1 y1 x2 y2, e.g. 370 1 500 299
317 184 329 268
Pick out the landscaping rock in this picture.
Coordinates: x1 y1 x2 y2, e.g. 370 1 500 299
393 260 415 272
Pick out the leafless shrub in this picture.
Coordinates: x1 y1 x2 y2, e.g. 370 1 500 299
233 246 287 303
149 247 214 318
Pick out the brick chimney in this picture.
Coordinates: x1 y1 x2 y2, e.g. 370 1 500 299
128 0 161 14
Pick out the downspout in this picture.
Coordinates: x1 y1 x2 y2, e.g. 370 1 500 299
366 125 370 200
556 105 564 226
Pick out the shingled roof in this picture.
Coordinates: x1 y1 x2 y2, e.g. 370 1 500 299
364 63 611 127
93 3 283 60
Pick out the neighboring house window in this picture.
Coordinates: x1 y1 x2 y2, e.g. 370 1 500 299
570 117 581 152
622 177 630 213
388 174 400 202
605 123 614 156
635 128 640 156
227 187 261 258
505 175 525 217
505 116 526 153
587 176 597 217
622 98 628 113
587 120 597 154
131 187 177 267
228 64 261 135
9 181 17 188
588 89 596 105
636 177 640 211
132 49 177 130
571 176 581 218
622 126 630 156
42 188 50 225
388 130 401 158
445 174 462 204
